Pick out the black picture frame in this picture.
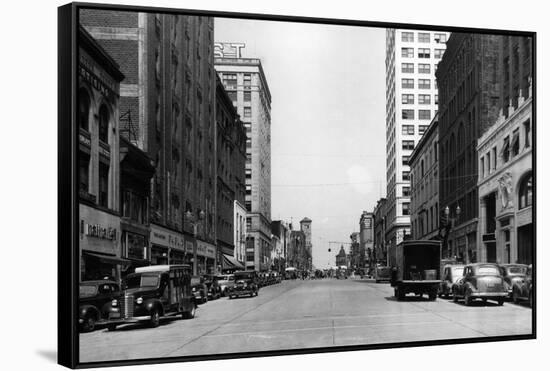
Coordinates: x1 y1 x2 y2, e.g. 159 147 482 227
58 2 536 369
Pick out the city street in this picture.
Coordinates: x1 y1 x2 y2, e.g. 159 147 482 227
80 277 532 363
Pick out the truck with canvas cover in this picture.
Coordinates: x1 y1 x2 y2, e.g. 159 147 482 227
389 240 442 301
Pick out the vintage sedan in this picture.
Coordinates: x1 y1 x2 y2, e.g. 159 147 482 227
499 264 528 298
202 274 222 300
511 264 533 306
79 280 120 332
216 274 235 296
191 276 208 304
227 271 259 298
452 263 508 306
439 264 464 298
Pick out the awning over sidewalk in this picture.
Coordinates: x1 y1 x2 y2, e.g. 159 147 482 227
83 251 132 266
222 254 245 270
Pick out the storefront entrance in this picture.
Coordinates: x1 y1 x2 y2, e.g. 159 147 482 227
517 223 533 264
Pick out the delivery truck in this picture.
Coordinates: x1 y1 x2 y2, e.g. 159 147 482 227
388 240 442 301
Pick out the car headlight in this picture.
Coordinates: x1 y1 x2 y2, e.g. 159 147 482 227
111 299 118 307
136 297 143 305
192 287 196 292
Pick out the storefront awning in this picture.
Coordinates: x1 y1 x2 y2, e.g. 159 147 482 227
222 254 245 270
83 251 132 266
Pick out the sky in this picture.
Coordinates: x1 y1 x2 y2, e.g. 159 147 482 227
215 18 387 268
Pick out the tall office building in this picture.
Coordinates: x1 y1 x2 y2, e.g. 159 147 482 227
215 44 272 272
384 29 449 251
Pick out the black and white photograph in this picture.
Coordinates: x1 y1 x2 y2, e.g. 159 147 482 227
61 3 537 366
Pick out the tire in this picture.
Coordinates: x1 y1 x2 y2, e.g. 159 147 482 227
529 292 533 308
452 289 458 303
149 308 160 328
183 304 196 319
81 315 96 333
107 324 117 332
203 294 208 304
429 291 437 301
464 290 472 306
512 289 520 304
255 289 259 296
497 298 504 306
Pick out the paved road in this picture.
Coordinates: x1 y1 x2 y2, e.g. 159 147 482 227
80 278 532 363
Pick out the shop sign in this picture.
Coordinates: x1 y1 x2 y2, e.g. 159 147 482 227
79 53 117 100
185 241 194 254
197 241 216 259
82 220 117 241
150 226 185 250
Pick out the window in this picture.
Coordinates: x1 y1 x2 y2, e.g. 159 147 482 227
418 33 430 43
98 104 110 144
402 79 414 89
421 160 425 176
419 125 429 135
418 94 431 104
418 79 431 89
402 94 414 104
244 107 251 118
418 48 430 58
518 174 532 209
434 33 447 43
524 119 531 148
79 153 90 193
435 94 439 105
501 136 510 163
434 142 438 161
434 49 445 59
419 110 431 120
511 129 520 157
402 202 411 215
418 63 430 74
401 32 414 42
402 48 414 58
402 63 414 73
492 147 497 171
402 155 410 165
98 163 109 208
223 73 237 86
402 109 415 120
403 186 411 197
79 89 91 131
402 140 415 150
402 125 414 135
243 74 251 89
480 158 485 177
244 91 251 102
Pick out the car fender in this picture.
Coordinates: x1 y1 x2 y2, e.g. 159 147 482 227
80 304 100 320
143 299 164 316
464 282 477 294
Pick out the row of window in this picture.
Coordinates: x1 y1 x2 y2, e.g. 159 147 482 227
401 124 429 136
401 78 436 89
401 47 445 59
401 63 437 74
401 31 447 44
402 109 433 120
402 94 438 105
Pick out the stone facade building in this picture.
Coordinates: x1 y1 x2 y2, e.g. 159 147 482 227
373 198 388 265
477 35 533 265
359 211 374 267
436 33 502 262
409 114 439 241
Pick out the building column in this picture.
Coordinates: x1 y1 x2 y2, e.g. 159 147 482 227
478 197 487 263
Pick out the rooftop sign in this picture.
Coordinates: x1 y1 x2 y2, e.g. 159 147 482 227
214 42 245 58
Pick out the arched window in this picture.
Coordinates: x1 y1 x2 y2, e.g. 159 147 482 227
518 173 532 209
79 88 91 131
98 104 110 144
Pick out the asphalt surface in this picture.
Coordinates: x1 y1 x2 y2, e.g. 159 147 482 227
79 277 533 363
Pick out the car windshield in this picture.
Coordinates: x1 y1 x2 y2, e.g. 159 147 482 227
124 274 159 289
506 266 527 275
79 284 98 298
474 265 501 276
216 275 228 281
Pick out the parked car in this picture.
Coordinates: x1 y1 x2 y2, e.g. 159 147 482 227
511 264 533 307
439 264 465 298
499 264 529 298
191 275 208 304
273 272 282 283
216 274 235 296
227 271 259 298
202 274 222 300
452 263 508 306
106 265 196 330
79 280 120 332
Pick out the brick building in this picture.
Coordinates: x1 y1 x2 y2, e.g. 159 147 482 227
435 33 502 262
373 198 388 265
80 10 219 274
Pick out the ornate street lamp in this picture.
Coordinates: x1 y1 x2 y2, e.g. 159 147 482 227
185 209 205 275
444 205 461 260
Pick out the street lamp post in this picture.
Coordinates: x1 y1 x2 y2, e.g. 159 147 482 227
444 205 461 261
185 210 205 276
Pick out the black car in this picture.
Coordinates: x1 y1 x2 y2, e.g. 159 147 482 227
106 265 197 330
191 275 208 304
227 271 259 298
79 280 120 332
202 274 222 300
